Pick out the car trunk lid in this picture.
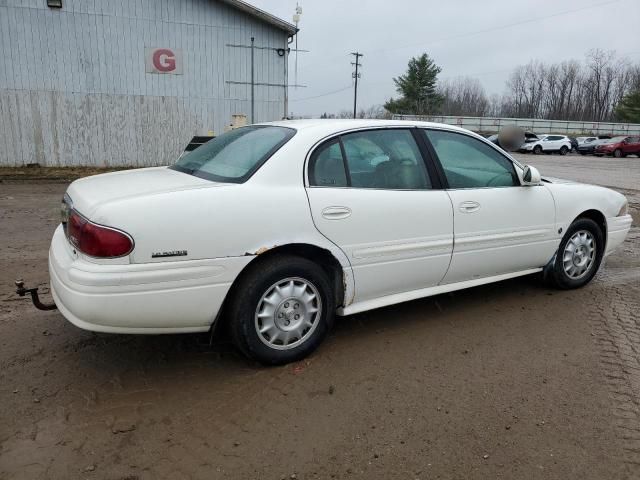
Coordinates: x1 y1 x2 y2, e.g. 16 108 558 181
66 167 227 217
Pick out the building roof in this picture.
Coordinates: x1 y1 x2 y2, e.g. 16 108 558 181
220 0 298 35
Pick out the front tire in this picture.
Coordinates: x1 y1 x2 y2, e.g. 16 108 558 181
227 254 335 365
547 218 604 290
613 149 622 158
533 145 543 155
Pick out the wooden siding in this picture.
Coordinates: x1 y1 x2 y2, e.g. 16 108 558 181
0 0 289 166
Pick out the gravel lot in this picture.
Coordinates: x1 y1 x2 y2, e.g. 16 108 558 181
1 155 639 480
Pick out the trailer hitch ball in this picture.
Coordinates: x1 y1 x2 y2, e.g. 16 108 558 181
15 280 58 311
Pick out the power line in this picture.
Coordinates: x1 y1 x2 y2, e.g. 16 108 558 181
290 84 353 102
365 0 623 55
293 0 624 73
351 52 364 118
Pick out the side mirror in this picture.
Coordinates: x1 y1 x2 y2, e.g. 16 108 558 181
522 165 542 186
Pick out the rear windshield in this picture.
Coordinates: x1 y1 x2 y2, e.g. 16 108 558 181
171 126 295 183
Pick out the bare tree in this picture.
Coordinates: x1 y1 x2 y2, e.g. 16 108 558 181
357 105 391 119
498 51 638 121
438 77 489 116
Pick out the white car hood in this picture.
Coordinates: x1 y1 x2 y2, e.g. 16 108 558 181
67 166 223 217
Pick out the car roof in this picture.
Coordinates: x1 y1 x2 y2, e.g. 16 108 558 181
258 118 477 136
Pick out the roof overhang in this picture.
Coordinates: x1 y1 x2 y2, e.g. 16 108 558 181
219 0 298 35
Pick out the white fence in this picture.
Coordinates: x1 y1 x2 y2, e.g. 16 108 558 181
392 115 640 136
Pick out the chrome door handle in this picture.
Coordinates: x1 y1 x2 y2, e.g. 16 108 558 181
322 206 352 220
459 201 480 213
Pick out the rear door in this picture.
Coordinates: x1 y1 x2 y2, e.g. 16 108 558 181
422 129 557 284
305 128 454 303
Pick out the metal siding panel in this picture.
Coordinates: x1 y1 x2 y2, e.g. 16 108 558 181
109 13 119 95
62 93 78 166
0 92 10 166
29 90 45 165
25 8 38 91
12 7 26 90
38 92 53 166
6 92 23 165
18 91 36 165
0 7 13 88
122 16 132 95
41 8 53 92
95 10 106 93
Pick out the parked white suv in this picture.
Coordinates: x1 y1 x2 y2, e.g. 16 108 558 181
522 135 572 155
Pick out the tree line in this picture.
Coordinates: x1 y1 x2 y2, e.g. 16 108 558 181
322 50 640 123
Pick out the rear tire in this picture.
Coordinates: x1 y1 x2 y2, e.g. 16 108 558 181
227 254 335 365
546 218 604 290
560 146 569 156
579 151 587 156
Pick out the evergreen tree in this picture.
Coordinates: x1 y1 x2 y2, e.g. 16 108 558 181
385 53 443 115
615 90 640 123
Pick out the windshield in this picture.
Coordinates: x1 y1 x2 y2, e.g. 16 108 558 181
171 126 295 183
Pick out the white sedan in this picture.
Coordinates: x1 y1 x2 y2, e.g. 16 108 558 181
49 120 632 364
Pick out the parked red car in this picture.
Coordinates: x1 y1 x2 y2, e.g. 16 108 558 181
594 136 640 157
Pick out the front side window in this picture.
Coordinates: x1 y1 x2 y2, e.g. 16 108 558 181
171 126 295 183
309 129 432 190
424 130 519 189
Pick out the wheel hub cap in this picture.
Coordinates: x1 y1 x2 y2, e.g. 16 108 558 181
563 230 596 279
255 278 322 351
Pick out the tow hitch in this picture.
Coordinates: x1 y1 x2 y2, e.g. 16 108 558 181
15 280 58 311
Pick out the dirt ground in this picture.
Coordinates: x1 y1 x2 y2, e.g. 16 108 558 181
1 155 639 480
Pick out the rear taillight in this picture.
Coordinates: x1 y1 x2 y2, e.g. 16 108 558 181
66 210 133 258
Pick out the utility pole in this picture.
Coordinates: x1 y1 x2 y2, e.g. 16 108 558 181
351 52 363 119
250 37 255 124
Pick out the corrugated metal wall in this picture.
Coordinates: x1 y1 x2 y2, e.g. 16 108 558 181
0 0 289 167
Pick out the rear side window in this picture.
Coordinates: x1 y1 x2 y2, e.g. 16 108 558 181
309 129 432 190
171 126 295 183
309 140 348 187
424 130 518 189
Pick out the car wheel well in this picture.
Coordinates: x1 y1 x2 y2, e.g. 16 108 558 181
224 244 345 317
575 209 607 248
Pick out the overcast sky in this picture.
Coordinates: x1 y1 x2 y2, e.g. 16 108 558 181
248 0 640 117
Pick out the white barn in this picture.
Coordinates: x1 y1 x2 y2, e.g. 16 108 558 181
0 0 297 167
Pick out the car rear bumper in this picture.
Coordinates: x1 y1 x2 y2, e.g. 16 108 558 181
606 214 633 256
49 225 252 334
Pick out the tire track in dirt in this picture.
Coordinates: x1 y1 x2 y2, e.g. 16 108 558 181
588 248 640 475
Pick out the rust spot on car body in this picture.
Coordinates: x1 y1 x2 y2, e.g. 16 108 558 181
245 245 279 256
